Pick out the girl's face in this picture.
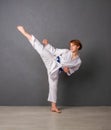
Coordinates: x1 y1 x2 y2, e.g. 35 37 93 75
70 43 79 52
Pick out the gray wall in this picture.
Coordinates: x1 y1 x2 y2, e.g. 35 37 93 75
0 0 111 106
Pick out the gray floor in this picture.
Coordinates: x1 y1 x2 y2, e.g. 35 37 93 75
0 106 111 130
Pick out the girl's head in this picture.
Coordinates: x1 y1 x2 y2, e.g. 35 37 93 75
69 40 82 52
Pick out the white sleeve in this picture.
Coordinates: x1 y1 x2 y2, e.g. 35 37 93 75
45 44 68 56
67 63 81 76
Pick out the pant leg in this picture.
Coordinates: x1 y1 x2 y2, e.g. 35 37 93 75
29 36 60 103
29 35 56 70
33 40 60 103
47 71 59 103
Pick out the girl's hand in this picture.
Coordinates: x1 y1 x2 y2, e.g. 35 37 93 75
42 39 48 45
63 67 69 73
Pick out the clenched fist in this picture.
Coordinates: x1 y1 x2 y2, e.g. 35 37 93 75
63 67 69 73
42 39 48 45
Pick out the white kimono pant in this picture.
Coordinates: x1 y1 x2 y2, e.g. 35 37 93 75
31 38 59 103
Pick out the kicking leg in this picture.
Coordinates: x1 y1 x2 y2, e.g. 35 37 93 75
17 26 46 56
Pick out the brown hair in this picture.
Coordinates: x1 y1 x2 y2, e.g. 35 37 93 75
69 40 82 50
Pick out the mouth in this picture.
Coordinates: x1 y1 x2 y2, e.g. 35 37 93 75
70 48 73 51
70 49 73 52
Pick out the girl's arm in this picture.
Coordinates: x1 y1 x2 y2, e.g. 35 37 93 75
63 67 70 73
45 43 68 56
67 63 81 76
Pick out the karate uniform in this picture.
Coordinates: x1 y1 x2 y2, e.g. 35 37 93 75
29 35 82 103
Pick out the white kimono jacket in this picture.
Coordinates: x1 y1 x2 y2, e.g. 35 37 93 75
45 43 82 76
29 35 82 77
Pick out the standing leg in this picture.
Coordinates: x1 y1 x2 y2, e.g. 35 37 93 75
48 72 61 113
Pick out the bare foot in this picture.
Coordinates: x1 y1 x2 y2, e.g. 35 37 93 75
51 107 61 113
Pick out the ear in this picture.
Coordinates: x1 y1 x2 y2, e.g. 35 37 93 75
77 45 80 50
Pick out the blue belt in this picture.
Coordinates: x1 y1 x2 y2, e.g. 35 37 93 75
56 56 63 72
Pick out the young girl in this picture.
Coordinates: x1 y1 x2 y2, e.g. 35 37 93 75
17 26 82 113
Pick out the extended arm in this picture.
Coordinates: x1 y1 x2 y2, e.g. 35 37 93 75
45 44 68 56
